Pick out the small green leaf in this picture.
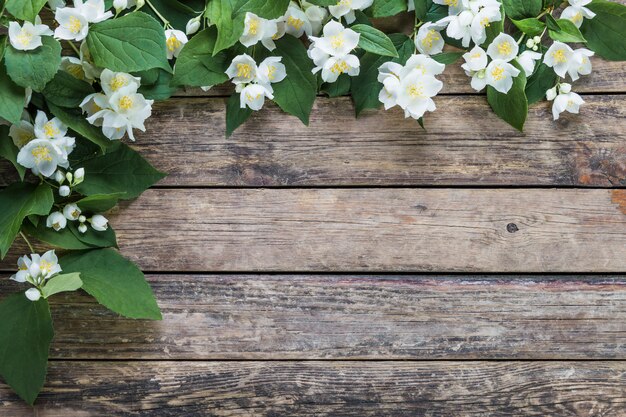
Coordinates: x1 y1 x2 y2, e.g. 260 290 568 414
0 126 26 180
142 0 204 31
77 193 125 212
545 14 561 32
171 27 229 87
502 0 542 20
351 52 388 116
138 69 178 101
61 249 162 320
487 60 528 132
371 0 406 17
0 58 26 125
68 222 118 249
86 12 170 72
42 70 95 108
74 143 166 199
4 36 62 92
5 0 47 21
549 18 586 43
225 93 252 137
0 183 54 259
525 62 558 105
580 0 626 60
41 273 83 299
511 17 546 36
352 24 399 58
431 51 464 64
270 36 318 125
321 74 351 97
233 0 290 19
0 294 53 405
23 222 95 250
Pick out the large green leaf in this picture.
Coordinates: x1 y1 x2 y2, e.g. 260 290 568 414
86 12 170 72
142 0 205 31
0 126 26 180
511 17 546 37
225 93 252 137
171 27 230 87
270 36 318 125
487 60 528 132
501 0 542 20
41 273 83 299
0 294 53 405
549 18 586 43
23 222 94 250
138 69 178 101
61 249 162 320
47 102 113 152
351 52 388 116
74 143 166 199
206 0 245 55
233 0 290 19
5 0 47 21
351 24 399 58
4 36 62 92
42 70 95 108
525 62 557 105
0 183 54 259
0 58 26 125
77 193 125 212
371 0 406 17
580 0 626 61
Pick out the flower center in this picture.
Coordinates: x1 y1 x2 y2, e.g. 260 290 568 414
338 0 352 6
16 29 34 47
491 65 505 80
166 35 182 52
422 30 438 49
119 96 134 110
330 34 344 49
40 260 53 274
330 60 349 74
31 145 52 162
68 16 83 34
444 0 458 6
497 41 512 56
246 92 262 102
480 17 491 27
237 63 252 79
43 121 60 138
287 16 304 30
266 65 277 81
110 74 129 91
407 83 424 98
551 49 567 63
571 12 583 23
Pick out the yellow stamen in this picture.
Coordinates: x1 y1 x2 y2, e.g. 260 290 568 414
286 16 304 30
444 0 458 6
330 34 344 49
551 49 567 63
43 121 60 138
497 41 512 56
407 83 424 98
119 96 133 110
237 63 252 79
68 16 83 34
40 260 53 273
246 93 262 102
166 35 182 52
267 65 277 81
491 65 505 81
330 60 349 74
480 17 490 27
571 12 583 23
110 74 128 91
16 30 33 47
31 145 52 162
421 30 439 49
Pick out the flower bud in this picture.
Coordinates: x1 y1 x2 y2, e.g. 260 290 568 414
186 18 201 35
532 45 538 51
113 0 128 11
47 211 68 231
63 203 82 221
525 39 534 49
74 168 85 184
546 86 557 101
136 0 145 8
25 288 42 302
78 215 87 223
533 36 541 43
54 170 65 184
90 214 109 232
66 172 73 183
559 83 572 94
59 185 71 197
78 223 88 234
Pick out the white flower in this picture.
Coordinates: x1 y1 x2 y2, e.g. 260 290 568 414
76 0 113 23
485 59 520 93
33 111 75 159
308 21 360 82
302 2 328 36
568 48 594 81
550 89 584 120
25 288 42 301
240 12 278 50
462 45 489 91
9 120 36 148
17 139 67 177
319 55 361 83
486 33 518 62
377 62 403 110
257 57 287 85
8 21 53 51
63 203 82 220
54 7 90 41
433 0 467 15
437 0 501 47
59 185 71 197
186 18 201 35
225 54 258 85
544 42 594 81
240 83 274 110
329 0 374 24
165 29 188 59
561 0 595 28
47 211 68 231
48 0 66 11
546 86 557 100
113 0 137 11
74 167 85 183
403 54 446 76
283 5 313 38
99 69 141 95
518 50 542 77
415 22 445 55
90 214 109 231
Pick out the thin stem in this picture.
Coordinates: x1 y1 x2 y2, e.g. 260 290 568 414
145 0 171 28
67 40 81 56
20 232 35 254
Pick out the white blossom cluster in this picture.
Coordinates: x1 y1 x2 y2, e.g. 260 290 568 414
309 21 361 83
10 251 62 301
225 55 287 110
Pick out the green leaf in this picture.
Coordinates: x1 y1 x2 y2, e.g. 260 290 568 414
545 14 561 31
68 222 118 249
23 222 95 250
270 36 318 125
0 183 54 259
142 0 204 31
351 52 388 116
351 24 399 58
487 60 528 132
42 70 95 108
0 58 26 125
413 0 431 21
41 273 83 299
0 294 53 405
580 0 626 61
0 126 26 180
171 27 230 87
390 33 415 64
305 0 336 5
511 17 546 36
206 0 245 55
549 18 586 43
502 0 542 20
525 62 557 105
233 0 290 19
86 12 170 72
371 0 406 17
138 69 177 101
47 102 113 152
321 74 351 97
431 51 464 64
225 93 252 137
74 143 166 199
60 249 161 320
5 0 47 21
77 193 125 212
4 36 62 92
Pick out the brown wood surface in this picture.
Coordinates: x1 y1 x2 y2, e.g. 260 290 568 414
0 275 624 360
7 188 625 272
1 361 625 416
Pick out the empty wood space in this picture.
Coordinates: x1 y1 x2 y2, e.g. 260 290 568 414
1 54 626 416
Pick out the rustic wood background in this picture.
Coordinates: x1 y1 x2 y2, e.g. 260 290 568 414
1 21 626 415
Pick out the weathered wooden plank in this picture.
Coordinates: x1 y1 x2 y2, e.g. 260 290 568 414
1 361 624 416
0 276 623 360
5 189 626 272
6 95 622 187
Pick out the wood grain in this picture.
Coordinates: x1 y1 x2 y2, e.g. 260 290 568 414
4 188 626 272
0 275 623 360
5 95 622 187
1 361 624 416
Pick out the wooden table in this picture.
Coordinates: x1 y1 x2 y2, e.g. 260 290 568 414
1 56 625 415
